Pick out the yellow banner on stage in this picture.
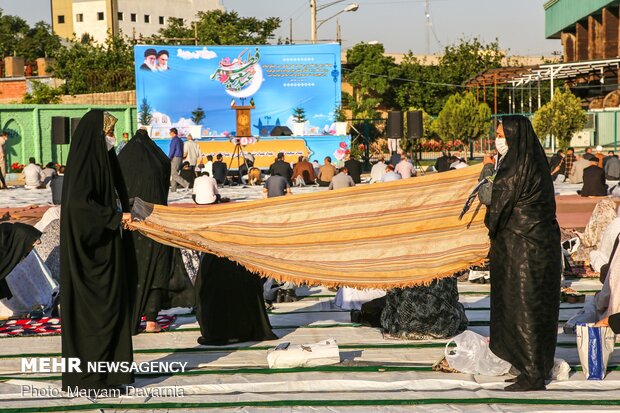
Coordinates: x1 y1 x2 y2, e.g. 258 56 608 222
196 139 310 169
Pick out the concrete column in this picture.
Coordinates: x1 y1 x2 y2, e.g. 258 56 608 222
561 32 576 62
588 15 604 60
602 7 619 58
576 21 589 61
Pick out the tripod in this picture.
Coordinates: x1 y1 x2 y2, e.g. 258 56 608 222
410 149 425 176
225 141 250 186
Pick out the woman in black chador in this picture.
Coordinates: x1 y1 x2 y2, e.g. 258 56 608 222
0 222 41 299
487 115 561 391
196 254 277 345
118 128 194 334
60 110 134 391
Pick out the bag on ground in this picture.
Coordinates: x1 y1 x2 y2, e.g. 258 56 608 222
445 330 511 376
577 323 616 380
267 338 340 369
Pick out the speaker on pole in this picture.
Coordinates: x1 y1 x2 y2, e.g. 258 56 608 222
386 111 403 139
51 116 70 145
407 111 423 140
70 117 82 137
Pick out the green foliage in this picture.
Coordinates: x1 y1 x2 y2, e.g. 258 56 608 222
0 9 29 57
292 107 306 123
334 105 347 122
533 87 587 149
22 80 62 104
192 107 206 125
16 22 62 61
153 10 281 45
138 98 153 126
434 92 492 145
344 43 399 117
51 33 135 95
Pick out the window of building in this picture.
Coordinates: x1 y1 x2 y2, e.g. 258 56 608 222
76 13 83 22
130 13 136 22
144 14 150 23
97 12 104 20
57 15 65 24
118 12 123 21
159 16 164 25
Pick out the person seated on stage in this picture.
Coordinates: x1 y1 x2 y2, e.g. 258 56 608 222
268 152 293 184
395 153 416 178
434 151 451 173
578 161 608 197
192 171 229 205
370 155 387 183
604 154 620 180
212 153 228 185
204 154 214 177
292 156 317 186
317 156 337 187
195 253 277 346
329 167 355 190
238 155 254 184
569 154 591 184
263 172 291 198
179 161 196 189
41 162 57 187
382 164 401 182
50 166 65 205
247 167 263 185
344 154 363 184
22 157 45 189
590 207 620 273
312 159 320 177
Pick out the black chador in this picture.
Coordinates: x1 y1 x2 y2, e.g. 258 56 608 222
118 128 193 334
487 115 561 391
0 222 41 299
60 110 133 391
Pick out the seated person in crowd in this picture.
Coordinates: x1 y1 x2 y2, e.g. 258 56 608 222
344 154 362 184
22 157 45 189
41 162 57 186
449 156 467 170
180 161 196 189
291 156 317 186
595 312 620 333
389 151 401 167
434 151 451 173
50 166 65 205
604 154 620 180
382 164 402 182
329 167 355 190
590 206 620 273
211 153 228 185
263 172 291 198
268 152 293 184
579 161 608 197
193 172 227 205
370 155 387 183
395 154 416 178
569 154 592 184
317 156 337 187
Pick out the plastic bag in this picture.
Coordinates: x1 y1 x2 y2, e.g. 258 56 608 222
445 330 511 376
550 358 571 381
577 323 616 380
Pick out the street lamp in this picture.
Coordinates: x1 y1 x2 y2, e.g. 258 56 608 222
311 0 359 44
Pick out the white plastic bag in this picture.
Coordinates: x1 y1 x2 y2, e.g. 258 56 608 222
550 358 571 381
445 330 511 376
577 323 616 380
267 338 340 369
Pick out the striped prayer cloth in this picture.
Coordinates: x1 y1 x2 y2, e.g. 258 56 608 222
128 164 490 289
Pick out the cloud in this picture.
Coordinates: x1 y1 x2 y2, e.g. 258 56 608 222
174 117 196 126
177 47 217 60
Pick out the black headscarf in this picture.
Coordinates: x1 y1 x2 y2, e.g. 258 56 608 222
60 109 133 390
0 222 41 299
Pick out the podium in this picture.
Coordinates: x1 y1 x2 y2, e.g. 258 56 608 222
234 105 254 137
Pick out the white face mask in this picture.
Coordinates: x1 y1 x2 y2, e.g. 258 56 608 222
495 138 508 156
105 135 116 151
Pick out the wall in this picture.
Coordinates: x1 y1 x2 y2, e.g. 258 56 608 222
51 0 75 40
72 0 110 43
0 105 137 170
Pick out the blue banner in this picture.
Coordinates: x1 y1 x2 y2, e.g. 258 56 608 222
134 44 342 138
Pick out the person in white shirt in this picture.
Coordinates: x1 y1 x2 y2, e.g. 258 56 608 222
394 154 416 178
193 171 223 205
370 155 387 183
22 157 45 189
183 134 201 169
203 154 214 178
449 155 468 169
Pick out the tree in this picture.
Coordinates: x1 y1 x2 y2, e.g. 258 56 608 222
138 98 153 126
344 42 400 118
22 80 62 104
153 10 281 45
435 92 492 152
192 107 206 125
0 10 29 57
292 107 306 123
51 33 135 95
16 22 62 61
533 87 587 149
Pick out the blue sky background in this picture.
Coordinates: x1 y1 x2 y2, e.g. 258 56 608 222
1 0 560 56
135 44 341 135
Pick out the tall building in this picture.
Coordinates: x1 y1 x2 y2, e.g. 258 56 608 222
51 0 223 43
545 0 620 62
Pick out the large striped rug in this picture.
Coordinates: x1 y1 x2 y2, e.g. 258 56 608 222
128 165 489 289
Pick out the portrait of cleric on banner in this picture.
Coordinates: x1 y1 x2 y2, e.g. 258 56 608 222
134 44 349 169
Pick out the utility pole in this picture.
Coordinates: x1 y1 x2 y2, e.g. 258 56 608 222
311 0 317 44
336 18 341 44
425 0 431 54
290 17 293 43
